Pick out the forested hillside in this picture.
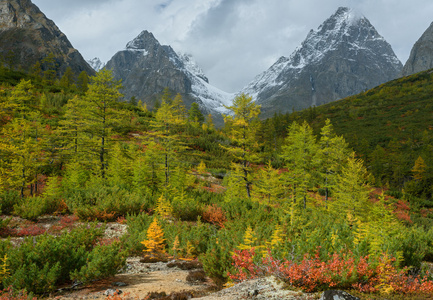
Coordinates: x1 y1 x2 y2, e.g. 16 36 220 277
1 65 433 298
263 70 433 202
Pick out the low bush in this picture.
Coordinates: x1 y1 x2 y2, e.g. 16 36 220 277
228 247 433 295
1 223 126 294
0 191 20 215
171 198 203 221
202 204 227 228
67 186 149 221
71 242 126 283
186 270 206 283
13 196 59 221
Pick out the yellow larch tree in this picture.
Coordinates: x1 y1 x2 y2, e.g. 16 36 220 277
141 218 166 256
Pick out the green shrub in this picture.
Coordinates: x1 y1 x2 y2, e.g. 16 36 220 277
122 212 154 255
171 198 203 221
0 191 20 215
66 185 149 221
71 242 126 283
13 196 58 221
1 224 120 294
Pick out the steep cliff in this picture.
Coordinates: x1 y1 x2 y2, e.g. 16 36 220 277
0 0 94 76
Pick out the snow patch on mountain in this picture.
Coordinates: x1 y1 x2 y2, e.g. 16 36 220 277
87 57 105 71
177 53 208 82
175 51 234 112
126 49 149 56
241 6 402 105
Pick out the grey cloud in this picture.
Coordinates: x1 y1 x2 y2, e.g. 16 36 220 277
30 0 433 92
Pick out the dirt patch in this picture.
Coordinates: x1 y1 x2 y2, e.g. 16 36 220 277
52 258 214 300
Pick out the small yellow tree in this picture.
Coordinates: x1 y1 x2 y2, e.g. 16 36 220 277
186 241 196 259
172 235 180 259
265 225 285 250
238 226 257 250
141 218 166 256
155 194 173 219
412 156 426 181
0 254 9 284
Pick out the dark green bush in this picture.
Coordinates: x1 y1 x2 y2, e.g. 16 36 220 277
122 212 154 255
0 191 20 215
67 185 149 221
13 196 59 221
1 223 126 294
71 242 126 283
171 198 203 221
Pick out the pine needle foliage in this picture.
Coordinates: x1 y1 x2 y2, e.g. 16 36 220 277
155 194 173 219
222 93 261 198
141 217 166 255
238 226 257 250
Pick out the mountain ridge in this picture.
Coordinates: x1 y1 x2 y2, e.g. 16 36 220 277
105 30 232 119
401 21 433 77
0 0 94 76
241 7 402 118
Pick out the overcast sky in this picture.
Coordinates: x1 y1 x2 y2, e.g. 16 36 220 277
32 0 433 93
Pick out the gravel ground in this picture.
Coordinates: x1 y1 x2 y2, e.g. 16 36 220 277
196 277 320 300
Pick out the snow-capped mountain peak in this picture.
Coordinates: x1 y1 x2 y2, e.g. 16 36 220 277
241 6 402 117
177 52 209 83
125 30 158 50
105 30 233 118
174 51 233 109
87 57 105 72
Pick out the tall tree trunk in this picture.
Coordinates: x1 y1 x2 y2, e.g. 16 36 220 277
165 153 169 187
21 166 25 198
100 103 106 179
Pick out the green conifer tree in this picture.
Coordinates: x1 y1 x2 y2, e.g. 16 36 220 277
80 69 124 178
281 121 318 209
188 102 204 127
317 119 350 206
222 93 261 198
252 161 283 205
332 153 370 220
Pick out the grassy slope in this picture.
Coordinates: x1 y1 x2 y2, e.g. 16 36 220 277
274 70 433 184
312 70 433 150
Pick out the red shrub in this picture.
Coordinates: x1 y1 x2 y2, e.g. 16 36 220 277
16 224 46 237
228 248 433 295
59 214 79 227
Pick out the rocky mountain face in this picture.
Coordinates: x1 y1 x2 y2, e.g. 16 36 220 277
401 22 433 76
0 0 94 76
241 7 402 118
105 30 232 117
87 57 105 72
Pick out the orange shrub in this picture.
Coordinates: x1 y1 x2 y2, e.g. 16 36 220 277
228 247 433 295
202 204 227 228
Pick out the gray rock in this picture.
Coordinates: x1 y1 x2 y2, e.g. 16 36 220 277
401 22 433 76
320 290 360 300
112 282 128 287
103 288 122 296
0 0 95 76
241 7 402 118
105 30 229 125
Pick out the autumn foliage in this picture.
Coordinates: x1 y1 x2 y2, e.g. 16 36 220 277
228 248 433 295
141 218 166 256
202 204 227 228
